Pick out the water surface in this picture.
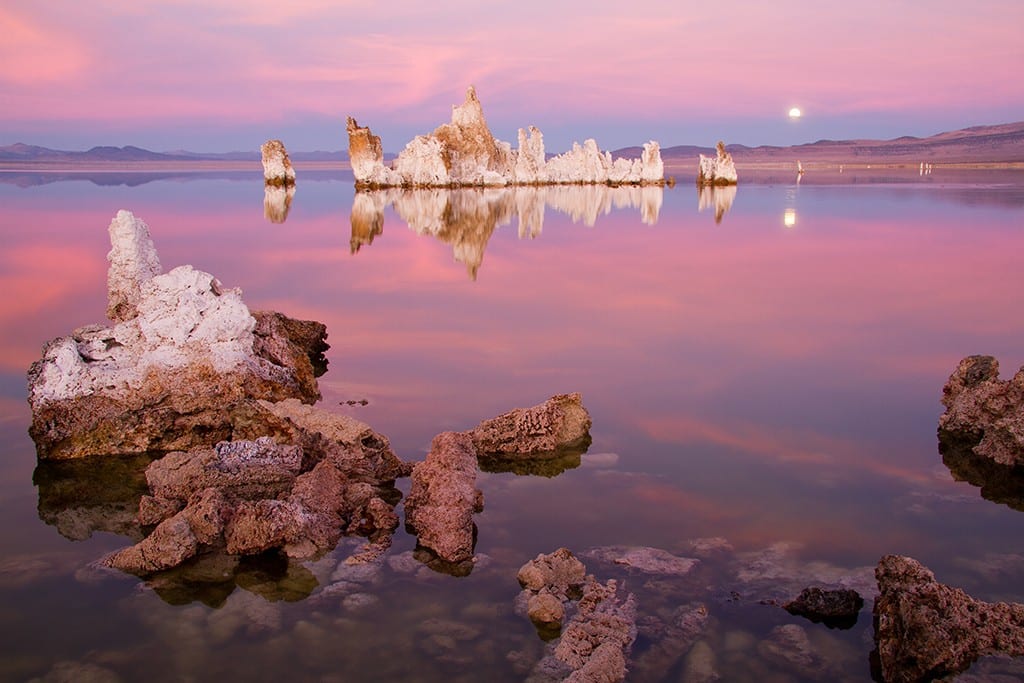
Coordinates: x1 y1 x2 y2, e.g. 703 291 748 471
2 167 1023 681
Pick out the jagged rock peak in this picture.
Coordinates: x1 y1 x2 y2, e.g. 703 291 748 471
106 210 162 322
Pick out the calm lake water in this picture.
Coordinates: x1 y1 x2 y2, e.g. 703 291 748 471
1 167 1023 681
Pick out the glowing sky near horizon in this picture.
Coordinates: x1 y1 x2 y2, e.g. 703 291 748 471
1 0 1022 152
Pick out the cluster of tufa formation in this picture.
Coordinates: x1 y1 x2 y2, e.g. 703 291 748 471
697 141 738 186
939 355 1024 467
260 139 296 186
27 210 327 461
347 86 664 188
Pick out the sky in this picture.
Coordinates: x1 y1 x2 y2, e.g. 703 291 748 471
2 0 1023 153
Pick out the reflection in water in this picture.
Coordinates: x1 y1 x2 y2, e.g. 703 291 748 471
33 454 156 542
263 185 295 223
350 185 664 279
940 430 1024 512
783 208 797 228
697 185 737 224
477 435 592 477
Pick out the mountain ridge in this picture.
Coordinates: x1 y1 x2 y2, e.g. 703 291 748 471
2 121 1022 165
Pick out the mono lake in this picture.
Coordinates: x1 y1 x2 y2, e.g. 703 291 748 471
1 167 1023 681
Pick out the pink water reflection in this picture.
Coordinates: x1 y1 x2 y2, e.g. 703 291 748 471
3 174 1024 564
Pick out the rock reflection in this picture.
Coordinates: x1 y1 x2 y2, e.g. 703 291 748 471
350 185 664 279
263 185 295 223
33 454 156 542
939 431 1024 512
697 185 737 224
146 549 318 607
477 436 592 477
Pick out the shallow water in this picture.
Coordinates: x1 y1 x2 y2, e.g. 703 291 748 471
2 167 1024 681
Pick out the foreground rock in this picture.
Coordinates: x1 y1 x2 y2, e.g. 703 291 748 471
697 141 738 186
873 554 1024 682
27 211 327 460
261 139 296 186
348 86 664 188
103 404 409 574
404 431 483 567
403 394 593 567
471 392 592 465
518 548 637 682
939 355 1024 467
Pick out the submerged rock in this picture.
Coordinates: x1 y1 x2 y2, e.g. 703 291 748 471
261 139 296 186
697 141 738 186
939 355 1024 468
348 86 664 188
26 210 327 460
873 554 1024 683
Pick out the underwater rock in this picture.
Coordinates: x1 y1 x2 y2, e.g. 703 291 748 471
348 86 664 187
873 554 1024 683
471 392 592 463
697 141 738 186
939 355 1024 467
26 210 327 460
404 431 483 564
784 586 864 629
581 546 699 576
260 139 295 186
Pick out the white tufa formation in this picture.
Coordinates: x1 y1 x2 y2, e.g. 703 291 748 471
697 141 738 185
348 86 664 188
261 139 296 185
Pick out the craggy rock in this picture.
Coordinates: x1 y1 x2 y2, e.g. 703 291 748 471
697 141 738 186
517 548 587 598
260 139 296 186
103 418 405 575
784 586 864 629
519 548 637 682
873 554 1024 683
404 431 483 565
26 210 328 460
939 355 1024 467
471 393 592 464
553 577 637 682
348 86 664 188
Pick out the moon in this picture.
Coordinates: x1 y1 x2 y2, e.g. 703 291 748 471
788 107 802 119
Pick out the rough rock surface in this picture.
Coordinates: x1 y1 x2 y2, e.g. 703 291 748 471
260 139 296 186
404 431 483 565
784 586 864 628
348 86 664 188
471 392 592 461
26 211 327 460
103 420 405 574
519 548 638 683
873 554 1024 683
939 355 1024 467
697 141 738 186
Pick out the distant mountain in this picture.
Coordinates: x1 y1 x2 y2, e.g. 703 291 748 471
622 121 1024 165
3 121 1022 166
0 144 349 163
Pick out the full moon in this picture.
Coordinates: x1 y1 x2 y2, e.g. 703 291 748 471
788 107 802 119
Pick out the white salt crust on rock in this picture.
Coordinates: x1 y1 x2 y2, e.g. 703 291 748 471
347 86 664 188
